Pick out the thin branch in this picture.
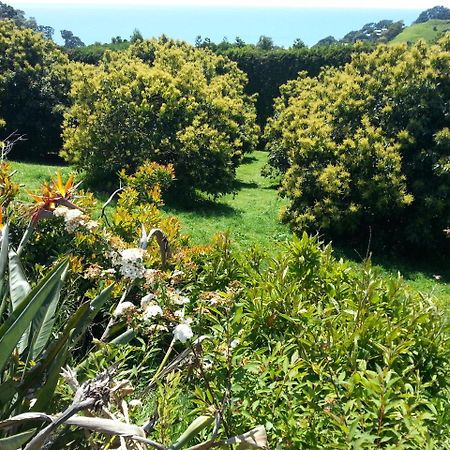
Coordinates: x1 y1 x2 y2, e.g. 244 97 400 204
24 398 95 450
101 186 124 226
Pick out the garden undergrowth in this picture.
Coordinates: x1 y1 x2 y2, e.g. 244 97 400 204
11 151 450 305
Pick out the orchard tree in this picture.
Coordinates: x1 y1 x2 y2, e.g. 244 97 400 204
0 20 70 159
62 38 259 194
265 37 450 252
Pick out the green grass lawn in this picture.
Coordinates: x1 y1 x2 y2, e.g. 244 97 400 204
163 151 291 251
11 160 73 201
10 152 450 303
391 19 450 44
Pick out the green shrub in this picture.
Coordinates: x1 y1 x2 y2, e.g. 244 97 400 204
2 155 450 448
265 37 450 252
0 20 70 160
61 39 259 195
189 233 450 447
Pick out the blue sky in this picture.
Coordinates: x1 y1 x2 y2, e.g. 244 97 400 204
10 0 450 8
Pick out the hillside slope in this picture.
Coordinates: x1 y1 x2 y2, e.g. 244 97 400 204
391 19 450 43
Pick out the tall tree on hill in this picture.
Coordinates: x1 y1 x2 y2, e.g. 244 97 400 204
61 29 85 48
0 1 54 39
415 5 450 23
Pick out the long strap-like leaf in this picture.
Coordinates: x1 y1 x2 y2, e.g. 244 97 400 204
0 258 69 374
9 249 32 354
28 262 67 360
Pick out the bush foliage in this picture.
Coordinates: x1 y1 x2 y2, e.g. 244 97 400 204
0 20 70 160
193 233 450 447
61 39 259 195
0 154 449 448
66 40 374 126
265 36 450 252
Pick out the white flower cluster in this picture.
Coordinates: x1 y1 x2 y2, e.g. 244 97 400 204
140 293 163 320
173 323 193 343
53 206 98 234
110 248 146 280
168 289 190 306
114 301 136 318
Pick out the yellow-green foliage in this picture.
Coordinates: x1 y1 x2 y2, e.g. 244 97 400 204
265 37 450 250
0 20 70 159
62 38 259 195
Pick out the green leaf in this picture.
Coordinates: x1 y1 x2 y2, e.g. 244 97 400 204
19 304 90 395
110 329 136 344
28 262 68 360
72 283 114 343
0 380 17 406
0 223 10 279
168 415 214 450
0 429 36 450
32 339 69 412
9 249 32 354
0 258 69 374
9 249 31 309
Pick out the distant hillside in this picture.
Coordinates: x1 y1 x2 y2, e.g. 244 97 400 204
415 5 450 23
391 19 450 43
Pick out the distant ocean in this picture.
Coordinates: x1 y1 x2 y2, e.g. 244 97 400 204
13 4 422 47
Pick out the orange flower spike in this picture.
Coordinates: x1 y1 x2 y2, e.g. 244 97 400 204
52 172 74 198
65 174 74 196
54 172 65 197
27 191 45 204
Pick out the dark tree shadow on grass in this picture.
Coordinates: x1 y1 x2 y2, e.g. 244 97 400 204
164 193 238 218
333 241 450 283
242 155 258 164
234 180 259 189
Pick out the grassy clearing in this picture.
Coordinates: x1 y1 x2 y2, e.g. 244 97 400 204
392 19 450 44
10 152 450 303
11 160 73 201
163 151 291 251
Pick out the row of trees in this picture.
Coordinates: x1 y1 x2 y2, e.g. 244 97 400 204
0 1 85 46
68 38 374 125
3 16 450 251
0 21 258 194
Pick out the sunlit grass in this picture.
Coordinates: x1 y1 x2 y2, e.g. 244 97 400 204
10 152 450 304
163 151 291 251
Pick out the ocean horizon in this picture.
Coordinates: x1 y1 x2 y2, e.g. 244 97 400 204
13 4 422 47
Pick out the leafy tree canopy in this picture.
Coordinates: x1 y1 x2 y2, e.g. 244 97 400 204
265 36 450 253
415 5 450 23
0 1 54 39
61 29 85 48
0 20 70 159
341 20 405 43
62 38 259 195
